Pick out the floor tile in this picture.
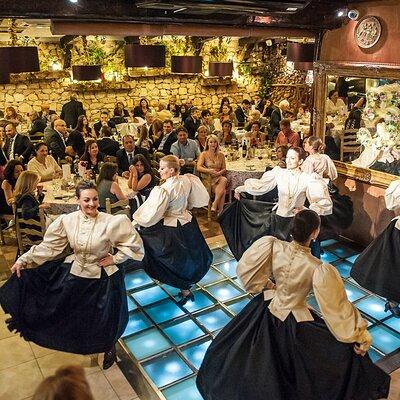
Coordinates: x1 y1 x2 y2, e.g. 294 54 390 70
0 312 14 340
0 360 43 400
0 335 35 370
86 370 119 400
104 364 139 400
29 342 56 358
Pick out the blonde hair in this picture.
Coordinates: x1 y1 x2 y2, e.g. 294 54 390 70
13 171 40 199
306 136 326 153
204 134 220 152
160 155 180 172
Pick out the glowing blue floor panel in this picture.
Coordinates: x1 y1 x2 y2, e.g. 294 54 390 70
120 240 400 399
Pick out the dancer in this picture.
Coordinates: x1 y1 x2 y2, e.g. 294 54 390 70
133 155 212 304
197 210 390 400
0 180 144 369
302 136 353 239
351 179 400 316
219 147 332 260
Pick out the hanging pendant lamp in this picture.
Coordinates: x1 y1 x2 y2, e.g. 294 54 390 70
208 62 233 77
72 65 102 81
286 43 315 63
171 55 202 74
125 44 166 68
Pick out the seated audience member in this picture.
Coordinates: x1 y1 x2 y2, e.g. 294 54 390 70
248 121 264 146
276 145 288 168
74 115 95 140
111 105 128 125
262 98 277 118
44 114 59 145
196 134 227 214
5 106 23 126
201 109 215 135
97 126 120 157
151 118 164 142
27 142 62 182
144 111 156 137
136 125 154 153
270 99 290 140
97 162 127 211
48 119 74 162
219 97 230 114
28 111 47 137
80 139 105 177
128 154 156 199
180 104 190 121
115 101 130 117
133 98 150 119
285 109 296 122
345 97 365 130
235 99 251 127
219 104 238 127
184 107 201 139
116 134 151 178
153 119 177 156
195 125 208 152
0 125 8 168
326 90 347 116
218 120 237 146
156 102 173 122
1 159 24 213
275 119 301 148
167 96 181 118
32 365 94 400
93 111 116 136
38 103 56 122
253 94 266 113
171 126 200 174
245 109 267 132
4 123 34 163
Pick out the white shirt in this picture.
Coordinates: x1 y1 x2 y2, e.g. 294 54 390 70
27 155 62 181
301 154 338 181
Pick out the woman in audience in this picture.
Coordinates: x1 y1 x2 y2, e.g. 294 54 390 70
80 139 105 177
75 115 96 140
1 159 24 209
218 120 237 146
195 125 208 152
97 162 128 211
136 125 154 153
27 142 62 182
197 210 390 400
180 104 190 121
219 104 238 127
133 98 150 119
262 98 276 119
33 365 94 400
196 134 227 214
326 90 347 116
115 101 130 117
5 106 23 126
218 97 230 114
0 180 144 370
151 118 164 142
133 155 211 304
275 145 288 168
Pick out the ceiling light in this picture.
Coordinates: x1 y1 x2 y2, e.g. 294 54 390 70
337 10 344 17
69 0 78 3
52 62 62 71
286 7 298 11
173 7 187 13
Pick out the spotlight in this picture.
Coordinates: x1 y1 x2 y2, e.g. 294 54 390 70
69 0 78 3
348 9 360 20
337 10 345 17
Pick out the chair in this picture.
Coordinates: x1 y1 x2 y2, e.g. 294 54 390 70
105 198 131 217
199 173 214 221
15 207 46 255
29 131 44 145
0 214 14 245
340 129 361 161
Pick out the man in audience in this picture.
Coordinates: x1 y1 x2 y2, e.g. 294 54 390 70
4 123 33 163
144 111 155 137
44 114 59 145
201 109 215 135
28 111 47 137
39 103 56 122
184 107 201 139
275 119 300 148
154 119 177 156
167 96 180 118
171 126 200 174
270 99 290 140
235 99 251 127
48 119 74 161
116 134 151 177
253 94 266 113
245 110 267 132
97 126 120 157
94 111 116 136
60 95 85 129
66 125 86 158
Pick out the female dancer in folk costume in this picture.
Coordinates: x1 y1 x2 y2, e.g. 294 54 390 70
133 155 212 305
302 136 353 239
219 147 332 260
197 210 390 400
351 179 400 316
0 180 144 369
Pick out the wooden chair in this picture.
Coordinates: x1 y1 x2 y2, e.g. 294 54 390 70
105 198 131 217
0 214 14 245
199 173 214 221
29 131 44 145
15 207 46 255
340 129 361 161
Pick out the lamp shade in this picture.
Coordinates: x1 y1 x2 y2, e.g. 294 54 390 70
286 43 315 63
208 62 233 77
72 65 102 81
171 55 202 74
0 46 40 74
125 44 165 68
294 61 314 71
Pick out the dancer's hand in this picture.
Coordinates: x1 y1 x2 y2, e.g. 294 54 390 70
11 261 24 278
234 192 241 200
98 254 114 268
353 344 367 356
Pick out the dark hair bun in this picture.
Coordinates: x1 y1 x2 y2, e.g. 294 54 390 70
292 209 320 243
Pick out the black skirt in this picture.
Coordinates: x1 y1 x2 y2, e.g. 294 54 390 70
196 295 390 400
138 217 212 290
351 219 400 302
0 259 128 355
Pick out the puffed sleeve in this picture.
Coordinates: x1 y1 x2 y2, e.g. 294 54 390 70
313 263 371 351
385 180 400 210
235 166 280 195
133 186 169 227
324 155 338 181
301 157 314 175
17 215 69 267
306 175 333 216
107 215 144 264
186 174 210 209
237 236 274 294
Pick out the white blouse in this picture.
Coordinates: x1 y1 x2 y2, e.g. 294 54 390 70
238 236 371 351
27 155 62 182
326 98 346 115
385 180 400 230
301 154 338 181
18 211 144 279
133 174 209 228
235 166 332 217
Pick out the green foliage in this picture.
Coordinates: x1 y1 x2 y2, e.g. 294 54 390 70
259 67 275 99
209 37 231 62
